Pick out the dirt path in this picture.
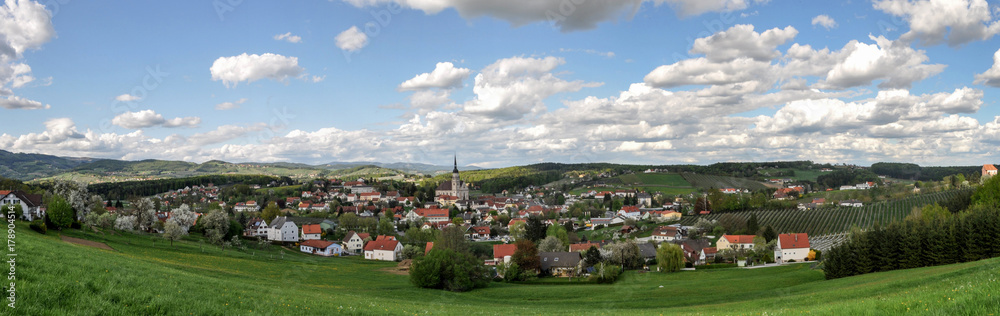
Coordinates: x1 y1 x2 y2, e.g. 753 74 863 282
60 235 115 251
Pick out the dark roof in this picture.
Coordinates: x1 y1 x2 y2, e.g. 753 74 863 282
4 191 42 207
286 217 332 226
638 243 657 259
269 216 288 229
539 252 582 270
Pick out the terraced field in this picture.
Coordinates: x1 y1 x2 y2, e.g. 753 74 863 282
680 190 969 236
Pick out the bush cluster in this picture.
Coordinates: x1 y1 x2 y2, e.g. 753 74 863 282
588 263 622 284
410 248 490 292
29 220 46 234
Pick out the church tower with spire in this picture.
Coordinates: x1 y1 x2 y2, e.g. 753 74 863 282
436 155 470 202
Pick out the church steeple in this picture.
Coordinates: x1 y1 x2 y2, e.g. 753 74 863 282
453 155 459 173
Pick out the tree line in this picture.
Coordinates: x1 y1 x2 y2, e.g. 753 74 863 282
87 174 286 199
823 175 1000 279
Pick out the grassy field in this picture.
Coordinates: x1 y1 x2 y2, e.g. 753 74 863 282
8 225 1000 315
570 173 698 196
681 173 769 190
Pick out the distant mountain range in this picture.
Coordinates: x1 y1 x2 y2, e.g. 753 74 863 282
0 149 481 182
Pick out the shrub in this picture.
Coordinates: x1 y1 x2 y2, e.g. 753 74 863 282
588 263 622 284
410 248 490 292
29 220 46 234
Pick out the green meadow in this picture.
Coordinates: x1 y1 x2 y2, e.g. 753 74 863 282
7 225 1000 315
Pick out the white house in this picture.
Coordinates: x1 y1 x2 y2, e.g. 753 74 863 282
234 200 260 212
839 199 863 207
774 233 810 263
363 236 402 261
0 190 45 221
342 231 369 254
267 216 299 242
301 224 322 241
650 226 680 241
243 217 270 237
300 239 343 256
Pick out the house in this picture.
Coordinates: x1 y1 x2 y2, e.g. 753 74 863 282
243 217 269 237
774 233 810 263
408 207 450 223
637 193 652 207
984 164 997 177
234 200 260 212
539 252 582 277
468 226 491 239
703 247 718 263
342 231 370 254
619 225 636 234
638 243 657 263
267 216 299 242
363 236 402 261
493 244 517 263
680 239 711 265
0 190 45 221
717 234 756 250
651 226 681 241
300 240 343 256
569 242 600 252
839 199 863 207
617 206 641 219
301 224 322 241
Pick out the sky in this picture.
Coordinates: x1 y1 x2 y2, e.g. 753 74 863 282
2 0 1000 168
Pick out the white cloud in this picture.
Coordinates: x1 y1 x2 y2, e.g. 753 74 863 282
659 0 764 17
0 0 55 110
399 62 471 91
690 24 797 62
463 56 602 119
343 0 647 32
112 110 200 129
311 75 325 83
210 53 305 88
335 26 368 52
115 94 141 102
0 95 48 109
811 14 837 30
644 57 773 88
0 0 55 55
215 98 247 110
873 0 1000 46
974 48 1000 87
816 35 945 89
273 32 301 43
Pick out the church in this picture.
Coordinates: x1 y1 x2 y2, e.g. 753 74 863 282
435 156 470 201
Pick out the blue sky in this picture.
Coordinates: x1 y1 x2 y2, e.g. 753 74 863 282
3 0 1000 167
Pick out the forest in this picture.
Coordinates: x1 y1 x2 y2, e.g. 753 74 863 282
869 162 982 181
87 174 288 199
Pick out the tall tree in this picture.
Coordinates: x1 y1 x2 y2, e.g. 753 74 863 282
762 225 778 242
435 225 469 254
163 221 186 247
538 236 565 252
202 210 230 249
584 245 602 267
746 213 760 235
525 216 547 242
262 201 281 223
47 195 74 229
656 243 685 273
512 239 540 275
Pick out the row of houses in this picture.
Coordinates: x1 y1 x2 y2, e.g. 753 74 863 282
716 233 811 263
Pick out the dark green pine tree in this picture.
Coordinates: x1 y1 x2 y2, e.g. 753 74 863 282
746 213 760 235
761 225 778 243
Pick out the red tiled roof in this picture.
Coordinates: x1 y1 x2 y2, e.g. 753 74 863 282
357 232 370 240
425 242 434 255
493 244 517 260
653 226 678 236
415 208 449 218
364 239 399 251
703 247 718 255
722 234 756 244
985 164 997 171
375 235 396 241
302 224 322 235
301 240 336 249
0 190 10 196
569 242 600 252
778 233 810 249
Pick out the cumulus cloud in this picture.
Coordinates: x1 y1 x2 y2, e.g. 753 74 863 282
112 110 200 129
811 14 837 30
691 24 798 62
873 0 1000 46
335 26 368 52
342 0 647 32
644 57 774 88
273 32 301 43
215 98 247 110
816 35 945 89
210 53 305 88
974 48 1000 87
463 56 602 119
0 0 55 110
0 95 48 109
115 94 141 102
660 0 764 17
399 62 471 91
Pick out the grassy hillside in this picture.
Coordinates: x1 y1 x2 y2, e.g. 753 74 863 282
28 160 407 184
681 173 769 190
9 225 999 315
0 149 94 180
679 190 968 236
